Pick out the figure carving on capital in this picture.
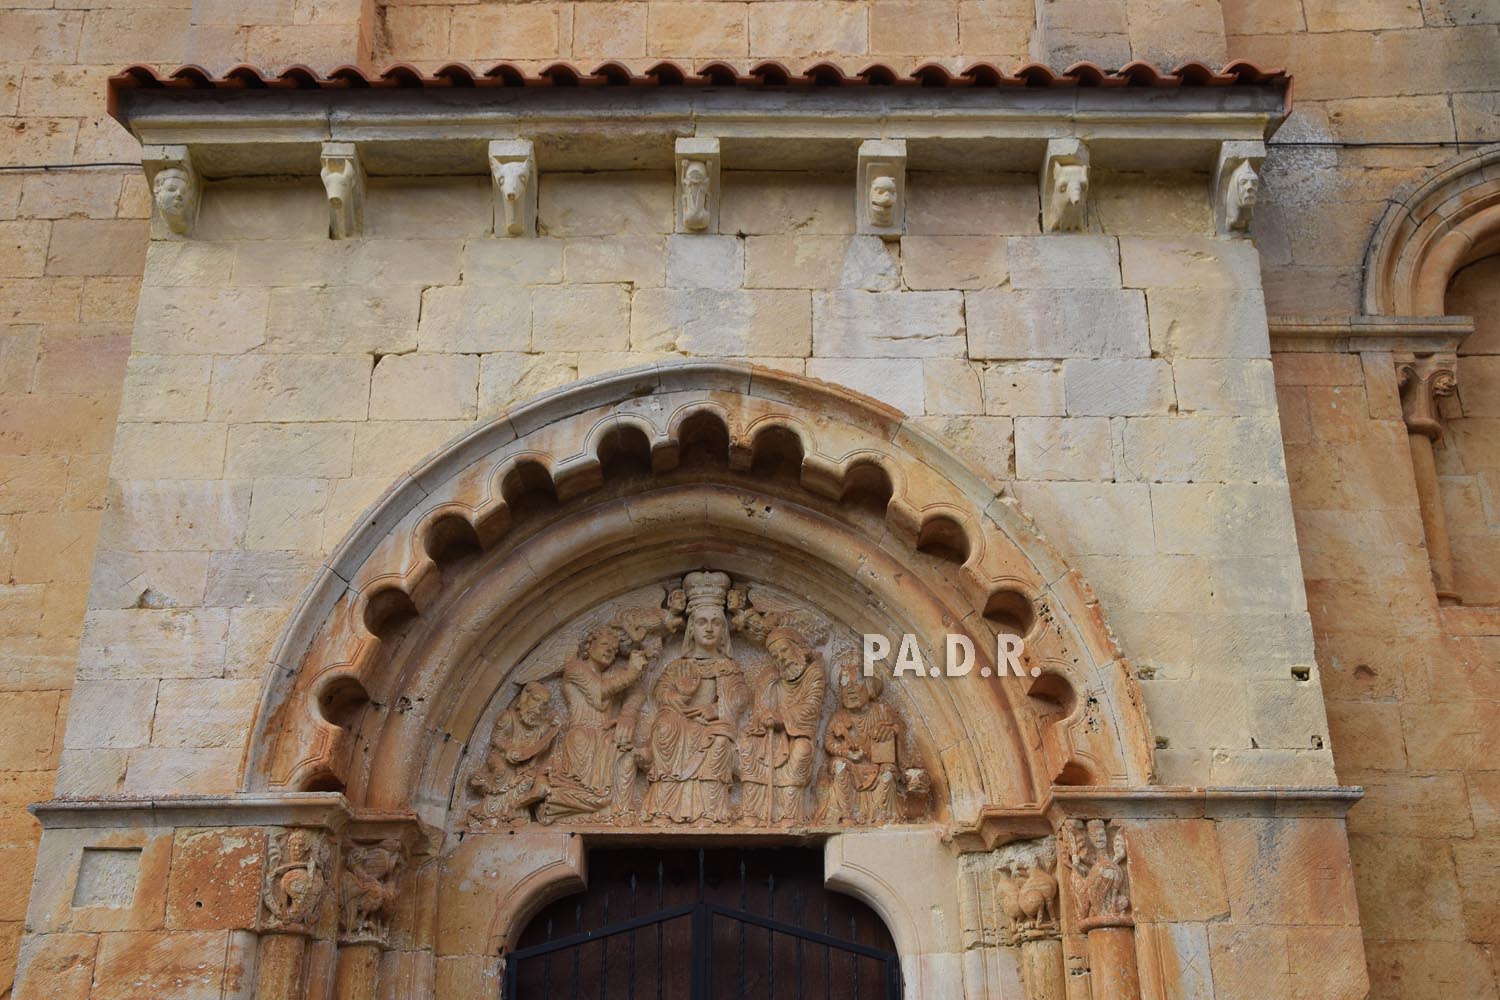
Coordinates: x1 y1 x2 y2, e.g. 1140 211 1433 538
995 839 1060 946
338 839 404 946
262 828 333 935
1061 819 1131 931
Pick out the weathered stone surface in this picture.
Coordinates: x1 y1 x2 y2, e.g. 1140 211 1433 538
1014 416 1113 480
1008 235 1121 288
632 288 810 357
967 289 1149 359
1063 358 1174 415
417 285 530 354
812 290 966 358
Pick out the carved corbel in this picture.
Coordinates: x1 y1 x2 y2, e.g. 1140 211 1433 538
674 137 721 233
858 139 907 238
1213 140 1265 235
320 142 364 240
489 139 538 238
1398 352 1461 603
1040 139 1090 233
142 144 200 237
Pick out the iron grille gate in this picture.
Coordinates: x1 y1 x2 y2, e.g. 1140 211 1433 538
503 848 903 1000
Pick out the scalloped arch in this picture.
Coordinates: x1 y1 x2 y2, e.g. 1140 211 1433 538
243 362 1153 828
1364 143 1500 316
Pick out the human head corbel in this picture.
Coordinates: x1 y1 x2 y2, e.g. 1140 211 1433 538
489 139 538 238
1214 140 1266 235
1041 138 1090 233
142 145 200 237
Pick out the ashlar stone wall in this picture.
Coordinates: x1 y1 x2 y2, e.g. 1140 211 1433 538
61 163 1329 806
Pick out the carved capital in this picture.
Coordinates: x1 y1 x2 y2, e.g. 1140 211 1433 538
994 837 1062 946
1060 819 1131 932
857 139 906 238
674 137 721 233
489 139 537 238
319 142 364 240
260 827 334 936
1040 138 1090 233
1397 353 1458 440
337 837 405 947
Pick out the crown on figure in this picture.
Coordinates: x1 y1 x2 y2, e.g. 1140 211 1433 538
681 571 731 611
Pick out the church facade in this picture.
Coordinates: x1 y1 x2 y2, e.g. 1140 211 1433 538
1 2 1498 997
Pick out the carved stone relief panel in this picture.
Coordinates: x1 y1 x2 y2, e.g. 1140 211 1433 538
460 570 934 831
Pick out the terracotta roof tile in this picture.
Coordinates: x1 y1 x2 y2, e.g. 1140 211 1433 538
108 57 1290 100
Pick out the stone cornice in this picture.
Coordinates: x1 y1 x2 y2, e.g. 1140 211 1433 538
1268 314 1473 354
111 82 1288 178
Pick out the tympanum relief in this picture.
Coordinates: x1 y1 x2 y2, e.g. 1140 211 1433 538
464 571 932 830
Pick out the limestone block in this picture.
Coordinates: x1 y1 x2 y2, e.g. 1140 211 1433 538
1119 416 1286 483
747 1 868 56
573 2 646 59
533 285 631 352
352 420 472 479
838 235 901 291
1062 359 1174 415
665 234 743 289
464 238 563 285
364 177 492 240
1127 820 1231 923
1150 483 1299 556
450 4 560 60
646 2 747 57
958 1 1031 57
872 0 960 54
1010 482 1155 556
266 286 419 354
539 173 672 237
0 276 83 324
98 481 251 553
857 139 906 238
1073 554 1215 614
562 236 666 287
150 678 260 749
1121 237 1262 290
244 478 331 552
77 608 229 680
224 423 354 479
900 235 1007 290
133 286 268 356
967 289 1149 360
88 927 238 999
342 240 462 287
922 359 984 415
1092 170 1216 237
10 511 100 584
489 140 537 238
12 933 96 1000
141 243 236 288
165 828 264 931
0 221 48 277
53 749 127 797
720 172 854 236
1346 771 1474 840
418 286 530 354
1009 236 1119 288
1219 817 1361 926
913 415 1013 486
44 219 148 277
907 173 1038 236
0 689 60 770
320 477 392 554
87 551 209 611
111 423 226 480
1014 416 1112 480
209 355 370 423
204 550 320 607
982 362 1065 416
806 358 924 415
1143 675 1252 750
122 747 241 795
812 290 965 358
1173 359 1277 414
674 137 721 234
225 607 289 679
632 288 811 357
479 353 579 415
